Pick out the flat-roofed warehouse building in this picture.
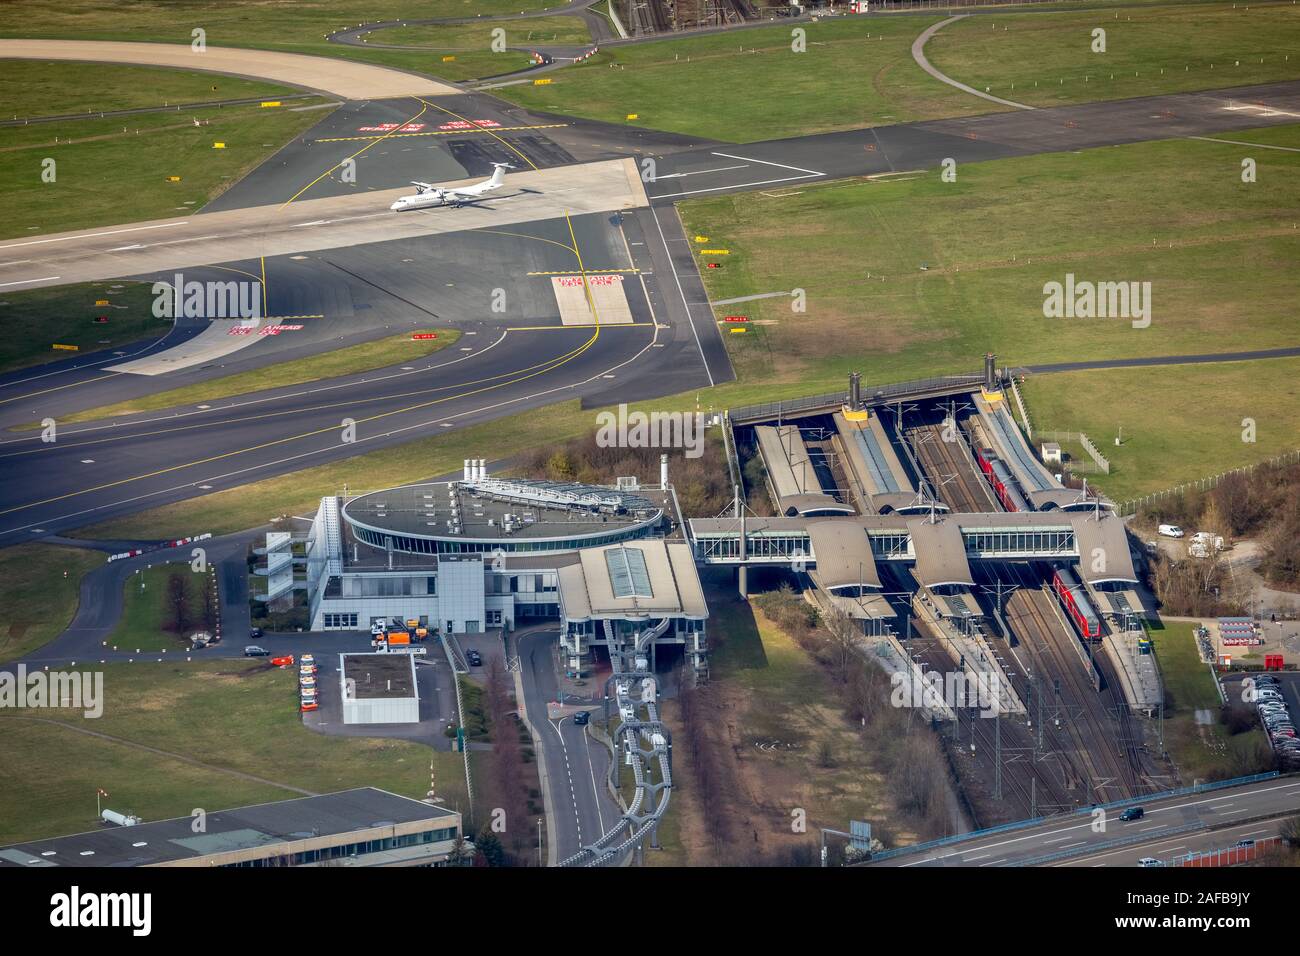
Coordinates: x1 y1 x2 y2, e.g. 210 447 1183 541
341 652 419 724
0 788 461 868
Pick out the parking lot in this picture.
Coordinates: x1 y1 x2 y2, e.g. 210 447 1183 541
1222 670 1300 769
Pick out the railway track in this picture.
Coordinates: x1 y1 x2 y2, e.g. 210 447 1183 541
1001 563 1151 803
899 592 1076 822
905 419 998 513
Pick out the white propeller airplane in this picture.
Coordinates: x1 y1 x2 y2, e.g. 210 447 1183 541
390 162 514 211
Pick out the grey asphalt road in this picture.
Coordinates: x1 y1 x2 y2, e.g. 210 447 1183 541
517 628 620 862
642 80 1300 201
871 774 1300 867
1056 815 1292 867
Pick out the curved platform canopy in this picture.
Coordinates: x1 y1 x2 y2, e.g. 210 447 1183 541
906 517 975 588
805 520 880 591
1070 514 1139 585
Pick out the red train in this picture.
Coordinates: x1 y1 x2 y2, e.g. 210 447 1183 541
974 447 1029 512
1052 566 1101 640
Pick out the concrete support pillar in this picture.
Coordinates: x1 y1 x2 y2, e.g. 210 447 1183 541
737 565 748 598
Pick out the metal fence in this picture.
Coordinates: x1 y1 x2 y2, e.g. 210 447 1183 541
867 771 1282 863
728 373 987 424
1118 450 1300 516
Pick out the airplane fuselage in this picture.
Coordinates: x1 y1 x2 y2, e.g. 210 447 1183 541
390 192 448 212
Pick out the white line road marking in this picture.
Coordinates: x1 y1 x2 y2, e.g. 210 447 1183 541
670 173 823 197
0 221 187 251
899 780 1300 865
652 164 749 180
648 204 713 387
712 151 823 176
0 276 60 288
657 151 825 198
1190 135 1300 153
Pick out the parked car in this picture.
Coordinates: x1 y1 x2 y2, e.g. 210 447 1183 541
1233 839 1256 849
1138 857 1163 867
573 710 590 726
244 645 269 657
270 655 295 668
466 650 482 667
1120 806 1145 822
249 627 264 639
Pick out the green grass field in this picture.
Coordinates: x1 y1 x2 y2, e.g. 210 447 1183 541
1021 358 1300 504
0 59 301 121
500 15 990 142
53 328 460 425
375 16 590 48
0 0 554 80
676 125 1300 404
0 543 103 662
0 280 167 374
0 659 471 843
356 16 589 79
108 561 206 653
928 2 1300 109
1148 620 1271 782
0 96 333 238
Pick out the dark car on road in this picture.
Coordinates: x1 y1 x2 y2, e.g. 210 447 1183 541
244 645 269 657
466 650 482 667
573 711 590 726
250 627 264 639
1119 806 1145 822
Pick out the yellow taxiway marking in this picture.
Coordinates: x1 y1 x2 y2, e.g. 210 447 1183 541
526 268 640 276
506 322 655 331
0 214 618 519
280 100 429 208
316 123 567 143
417 98 539 171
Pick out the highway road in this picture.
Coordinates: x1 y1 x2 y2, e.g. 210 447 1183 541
517 628 621 864
871 774 1300 867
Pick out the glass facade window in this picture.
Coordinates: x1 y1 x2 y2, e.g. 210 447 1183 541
222 825 459 867
324 612 359 628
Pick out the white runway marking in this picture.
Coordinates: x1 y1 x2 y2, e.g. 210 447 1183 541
0 221 186 251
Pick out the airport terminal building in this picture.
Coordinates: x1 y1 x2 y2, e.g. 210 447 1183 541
304 466 709 678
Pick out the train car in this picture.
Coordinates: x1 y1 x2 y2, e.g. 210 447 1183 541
1052 567 1101 640
988 458 1030 513
975 447 996 478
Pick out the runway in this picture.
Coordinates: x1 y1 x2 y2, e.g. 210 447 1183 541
3 54 1298 545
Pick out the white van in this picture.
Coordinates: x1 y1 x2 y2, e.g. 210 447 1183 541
1158 524 1185 538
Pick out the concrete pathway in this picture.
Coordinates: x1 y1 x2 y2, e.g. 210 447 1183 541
0 39 460 100
911 15 1035 112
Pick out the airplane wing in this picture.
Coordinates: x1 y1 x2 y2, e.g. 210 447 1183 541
410 181 439 193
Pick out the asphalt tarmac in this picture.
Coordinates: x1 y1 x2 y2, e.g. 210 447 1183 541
4 75 1299 546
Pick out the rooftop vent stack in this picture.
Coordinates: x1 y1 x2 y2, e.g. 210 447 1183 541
660 453 669 488
984 352 997 390
849 371 861 410
463 459 472 481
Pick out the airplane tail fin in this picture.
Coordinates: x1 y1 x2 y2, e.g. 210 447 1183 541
489 163 511 187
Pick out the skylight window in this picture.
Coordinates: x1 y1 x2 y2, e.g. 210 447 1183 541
606 547 652 599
